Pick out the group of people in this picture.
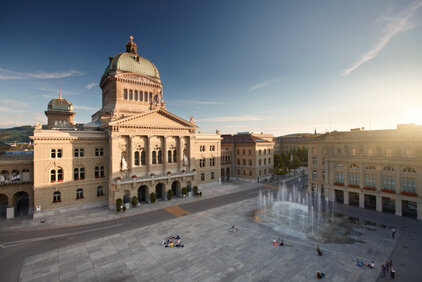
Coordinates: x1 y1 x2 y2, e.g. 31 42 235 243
230 225 238 232
272 238 284 246
381 260 395 279
161 235 184 248
356 260 375 269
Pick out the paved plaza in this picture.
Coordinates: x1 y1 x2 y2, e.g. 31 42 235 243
19 194 404 282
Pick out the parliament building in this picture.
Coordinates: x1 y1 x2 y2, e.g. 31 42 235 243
0 38 273 219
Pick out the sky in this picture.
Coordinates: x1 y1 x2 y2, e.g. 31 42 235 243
0 0 421 136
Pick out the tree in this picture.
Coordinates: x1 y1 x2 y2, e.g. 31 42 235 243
116 198 123 212
167 189 173 201
150 192 156 203
131 196 138 207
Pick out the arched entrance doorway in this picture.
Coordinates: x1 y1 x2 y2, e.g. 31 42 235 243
155 183 165 199
171 181 181 197
138 185 149 202
13 191 29 217
0 194 7 218
187 181 192 194
221 168 225 181
226 167 230 181
123 190 130 205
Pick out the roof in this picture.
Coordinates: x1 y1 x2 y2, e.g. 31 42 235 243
222 134 273 144
104 52 160 79
47 96 73 112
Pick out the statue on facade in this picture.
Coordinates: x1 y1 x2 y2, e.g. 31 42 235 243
183 151 189 167
121 151 128 171
189 116 196 125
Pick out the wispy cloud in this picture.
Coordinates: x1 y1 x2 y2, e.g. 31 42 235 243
168 99 225 106
0 99 29 108
0 107 24 113
342 1 422 76
198 115 266 122
74 105 97 111
86 82 96 90
248 77 282 91
42 94 55 99
0 120 25 127
0 68 83 80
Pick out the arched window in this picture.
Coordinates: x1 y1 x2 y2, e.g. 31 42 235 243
269 157 271 164
57 169 63 181
97 186 104 196
145 91 148 102
173 150 177 163
154 94 159 102
211 172 215 179
149 92 152 102
349 163 359 169
51 149 56 158
11 169 20 181
80 168 85 179
95 166 100 178
168 150 172 163
237 159 240 165
80 149 84 157
50 169 56 182
100 166 105 177
129 90 133 100
264 149 267 154
57 149 62 158
74 149 79 157
259 159 262 166
123 89 128 99
76 188 83 199
248 160 252 166
157 150 162 164
141 151 146 165
403 167 416 173
383 166 394 172
152 151 157 164
74 168 79 180
243 159 246 165
140 91 143 101
53 191 61 202
259 150 262 155
134 90 138 101
264 159 267 165
134 151 140 166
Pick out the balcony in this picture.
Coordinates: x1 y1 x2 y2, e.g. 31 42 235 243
113 171 196 185
348 184 360 189
363 186 376 191
333 182 344 187
0 180 32 186
381 189 396 194
400 191 418 197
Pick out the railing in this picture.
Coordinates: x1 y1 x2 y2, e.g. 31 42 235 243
0 180 32 186
113 171 196 184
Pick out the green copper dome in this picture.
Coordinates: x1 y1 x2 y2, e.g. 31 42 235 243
48 96 73 111
104 52 160 79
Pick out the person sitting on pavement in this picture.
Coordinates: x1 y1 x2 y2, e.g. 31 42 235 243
230 225 238 232
316 271 325 279
370 261 375 269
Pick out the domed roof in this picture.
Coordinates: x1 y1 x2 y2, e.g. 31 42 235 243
48 95 73 111
104 52 160 79
103 37 160 79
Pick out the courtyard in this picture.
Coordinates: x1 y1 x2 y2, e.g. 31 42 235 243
18 188 412 282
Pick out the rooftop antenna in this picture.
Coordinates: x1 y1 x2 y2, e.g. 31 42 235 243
59 81 62 99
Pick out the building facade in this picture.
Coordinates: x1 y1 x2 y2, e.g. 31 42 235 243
221 133 274 182
308 124 422 220
0 37 223 219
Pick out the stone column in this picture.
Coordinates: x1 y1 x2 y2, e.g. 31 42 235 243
178 136 183 172
147 136 152 175
417 202 422 221
344 191 349 205
128 135 133 174
359 165 364 188
344 164 349 187
163 136 168 175
189 136 195 171
376 196 382 212
376 166 382 191
396 168 401 194
359 193 364 208
395 198 402 216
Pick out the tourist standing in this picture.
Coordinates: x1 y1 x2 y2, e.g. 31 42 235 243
392 228 396 238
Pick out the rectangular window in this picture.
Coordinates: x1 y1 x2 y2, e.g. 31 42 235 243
210 145 215 151
401 177 416 193
211 172 215 179
201 173 205 181
349 172 359 186
365 174 376 188
335 172 344 184
382 176 395 190
312 158 317 165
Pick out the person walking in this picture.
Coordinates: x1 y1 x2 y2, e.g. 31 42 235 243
391 266 395 278
381 264 386 278
392 228 396 238
389 259 393 270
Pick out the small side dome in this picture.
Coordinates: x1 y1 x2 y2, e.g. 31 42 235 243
48 95 73 111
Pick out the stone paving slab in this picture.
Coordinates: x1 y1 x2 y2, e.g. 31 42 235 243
19 194 399 282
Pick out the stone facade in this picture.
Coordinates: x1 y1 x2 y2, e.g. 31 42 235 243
274 135 313 155
308 124 422 220
221 133 274 182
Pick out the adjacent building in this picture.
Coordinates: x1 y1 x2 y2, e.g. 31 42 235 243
308 124 422 220
221 133 274 182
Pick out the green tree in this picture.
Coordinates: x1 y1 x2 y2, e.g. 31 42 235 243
167 189 173 201
150 192 156 203
116 198 123 212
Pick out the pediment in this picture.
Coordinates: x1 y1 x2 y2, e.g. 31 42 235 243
116 72 160 85
109 109 197 130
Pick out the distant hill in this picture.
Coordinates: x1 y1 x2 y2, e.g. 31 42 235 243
0 126 34 143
